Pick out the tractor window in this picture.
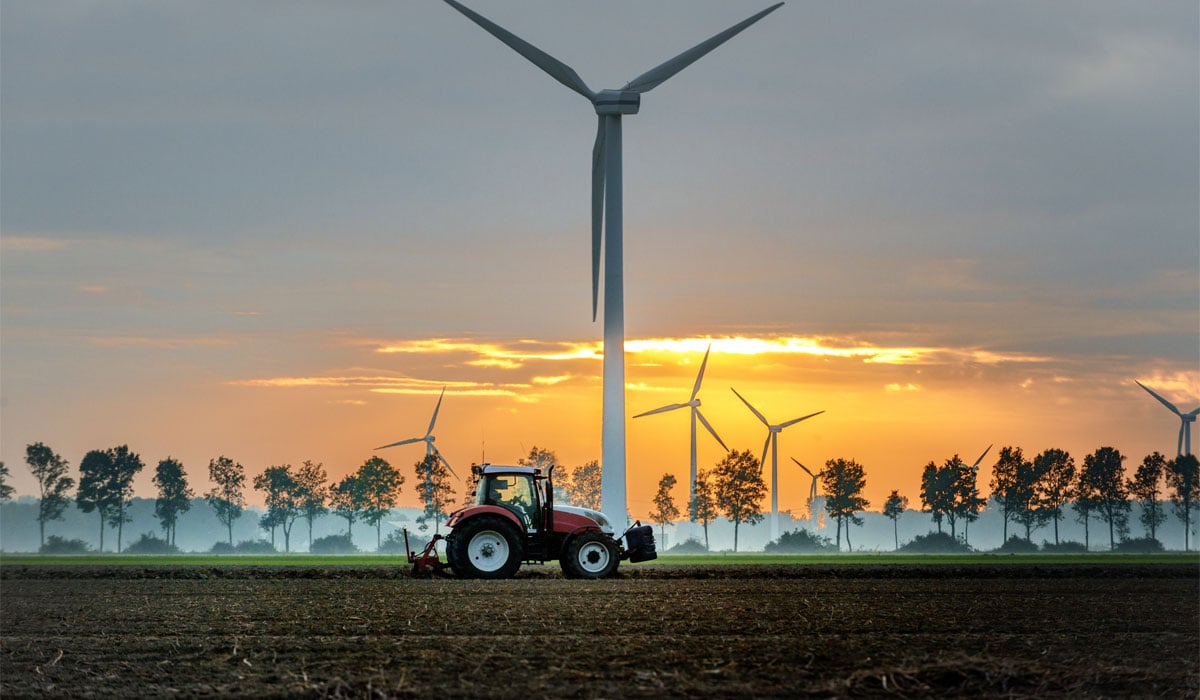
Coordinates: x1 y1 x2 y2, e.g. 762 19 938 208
478 475 538 530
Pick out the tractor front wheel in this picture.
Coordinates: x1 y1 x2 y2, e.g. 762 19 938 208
561 531 619 579
448 516 523 579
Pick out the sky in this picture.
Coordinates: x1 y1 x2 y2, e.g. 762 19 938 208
2 1 1197 520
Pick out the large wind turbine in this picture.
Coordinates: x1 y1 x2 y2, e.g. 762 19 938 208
1136 380 1199 457
731 388 823 541
634 344 728 507
375 387 458 479
443 0 784 525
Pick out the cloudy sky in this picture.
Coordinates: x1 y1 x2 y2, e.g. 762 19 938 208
2 1 1196 518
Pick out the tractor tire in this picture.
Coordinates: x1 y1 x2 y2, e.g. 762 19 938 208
561 531 619 579
447 515 523 579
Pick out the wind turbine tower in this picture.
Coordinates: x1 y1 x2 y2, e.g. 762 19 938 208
1136 380 1199 457
732 388 823 541
634 344 728 508
443 1 784 526
375 387 459 479
790 457 821 521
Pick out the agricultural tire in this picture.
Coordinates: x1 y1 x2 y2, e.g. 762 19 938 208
448 516 523 579
561 531 619 579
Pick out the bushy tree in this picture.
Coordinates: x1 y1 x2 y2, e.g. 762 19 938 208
77 449 116 551
106 445 145 552
520 447 565 503
414 453 455 535
570 459 602 510
1034 448 1075 545
712 450 765 552
294 460 329 551
205 456 246 546
882 490 908 551
955 457 987 546
26 442 74 547
1080 446 1129 551
821 458 869 552
253 464 301 552
1128 452 1167 542
649 473 681 547
0 462 14 503
990 446 1037 542
919 459 953 535
330 474 364 539
153 457 193 547
1166 454 1199 551
689 469 718 551
356 456 404 550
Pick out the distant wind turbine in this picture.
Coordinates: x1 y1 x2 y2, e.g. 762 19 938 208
443 0 784 525
634 344 728 508
1136 380 1199 457
731 388 823 541
790 458 821 521
376 387 458 479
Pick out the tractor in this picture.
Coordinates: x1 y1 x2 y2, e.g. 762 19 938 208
406 463 656 579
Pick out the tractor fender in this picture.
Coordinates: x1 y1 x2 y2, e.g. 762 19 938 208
446 505 523 532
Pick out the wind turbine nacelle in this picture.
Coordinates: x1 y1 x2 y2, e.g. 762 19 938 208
593 90 640 115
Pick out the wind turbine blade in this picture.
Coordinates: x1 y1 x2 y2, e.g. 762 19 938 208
375 437 423 450
790 456 814 478
971 444 994 469
731 388 770 427
427 387 446 435
633 403 688 418
1179 423 1187 457
691 343 712 401
622 3 784 93
1136 380 1183 417
779 410 824 429
760 434 772 474
591 116 605 321
443 0 595 100
430 444 459 480
695 409 728 451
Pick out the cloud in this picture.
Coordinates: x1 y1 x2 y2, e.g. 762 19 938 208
1 236 69 252
885 383 921 393
87 335 234 349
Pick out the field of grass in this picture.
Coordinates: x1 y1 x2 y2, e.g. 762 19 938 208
2 551 1196 567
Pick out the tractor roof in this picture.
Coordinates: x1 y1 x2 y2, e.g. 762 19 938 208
477 464 539 476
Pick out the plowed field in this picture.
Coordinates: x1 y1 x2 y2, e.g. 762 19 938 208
2 564 1196 697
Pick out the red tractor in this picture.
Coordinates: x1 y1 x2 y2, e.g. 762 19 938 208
407 463 656 579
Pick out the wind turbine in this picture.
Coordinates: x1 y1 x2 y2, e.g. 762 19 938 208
443 0 784 525
731 388 823 541
634 344 728 507
1136 380 1199 457
790 458 821 521
376 387 458 479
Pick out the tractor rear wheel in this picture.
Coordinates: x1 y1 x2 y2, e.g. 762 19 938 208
448 515 523 579
561 531 619 579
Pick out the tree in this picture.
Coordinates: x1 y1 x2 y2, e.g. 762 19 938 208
205 456 246 546
520 447 565 502
294 460 329 551
1128 452 1168 542
570 459 602 510
1011 454 1049 542
77 449 117 552
712 450 765 552
1034 448 1075 545
253 464 301 552
105 445 144 553
356 456 404 550
990 446 1034 542
689 469 718 551
26 442 74 548
0 462 14 503
821 458 869 552
882 490 908 551
1079 446 1129 551
153 457 193 547
414 453 455 534
1166 454 1199 551
919 459 953 535
649 473 681 547
330 475 364 540
954 457 987 546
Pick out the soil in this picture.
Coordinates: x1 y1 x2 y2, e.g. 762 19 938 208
2 564 1197 697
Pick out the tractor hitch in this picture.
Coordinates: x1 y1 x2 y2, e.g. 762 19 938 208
404 529 448 577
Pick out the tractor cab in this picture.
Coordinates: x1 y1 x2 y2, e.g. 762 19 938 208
474 467 542 532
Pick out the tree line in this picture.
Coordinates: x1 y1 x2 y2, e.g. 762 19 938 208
5 442 608 553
